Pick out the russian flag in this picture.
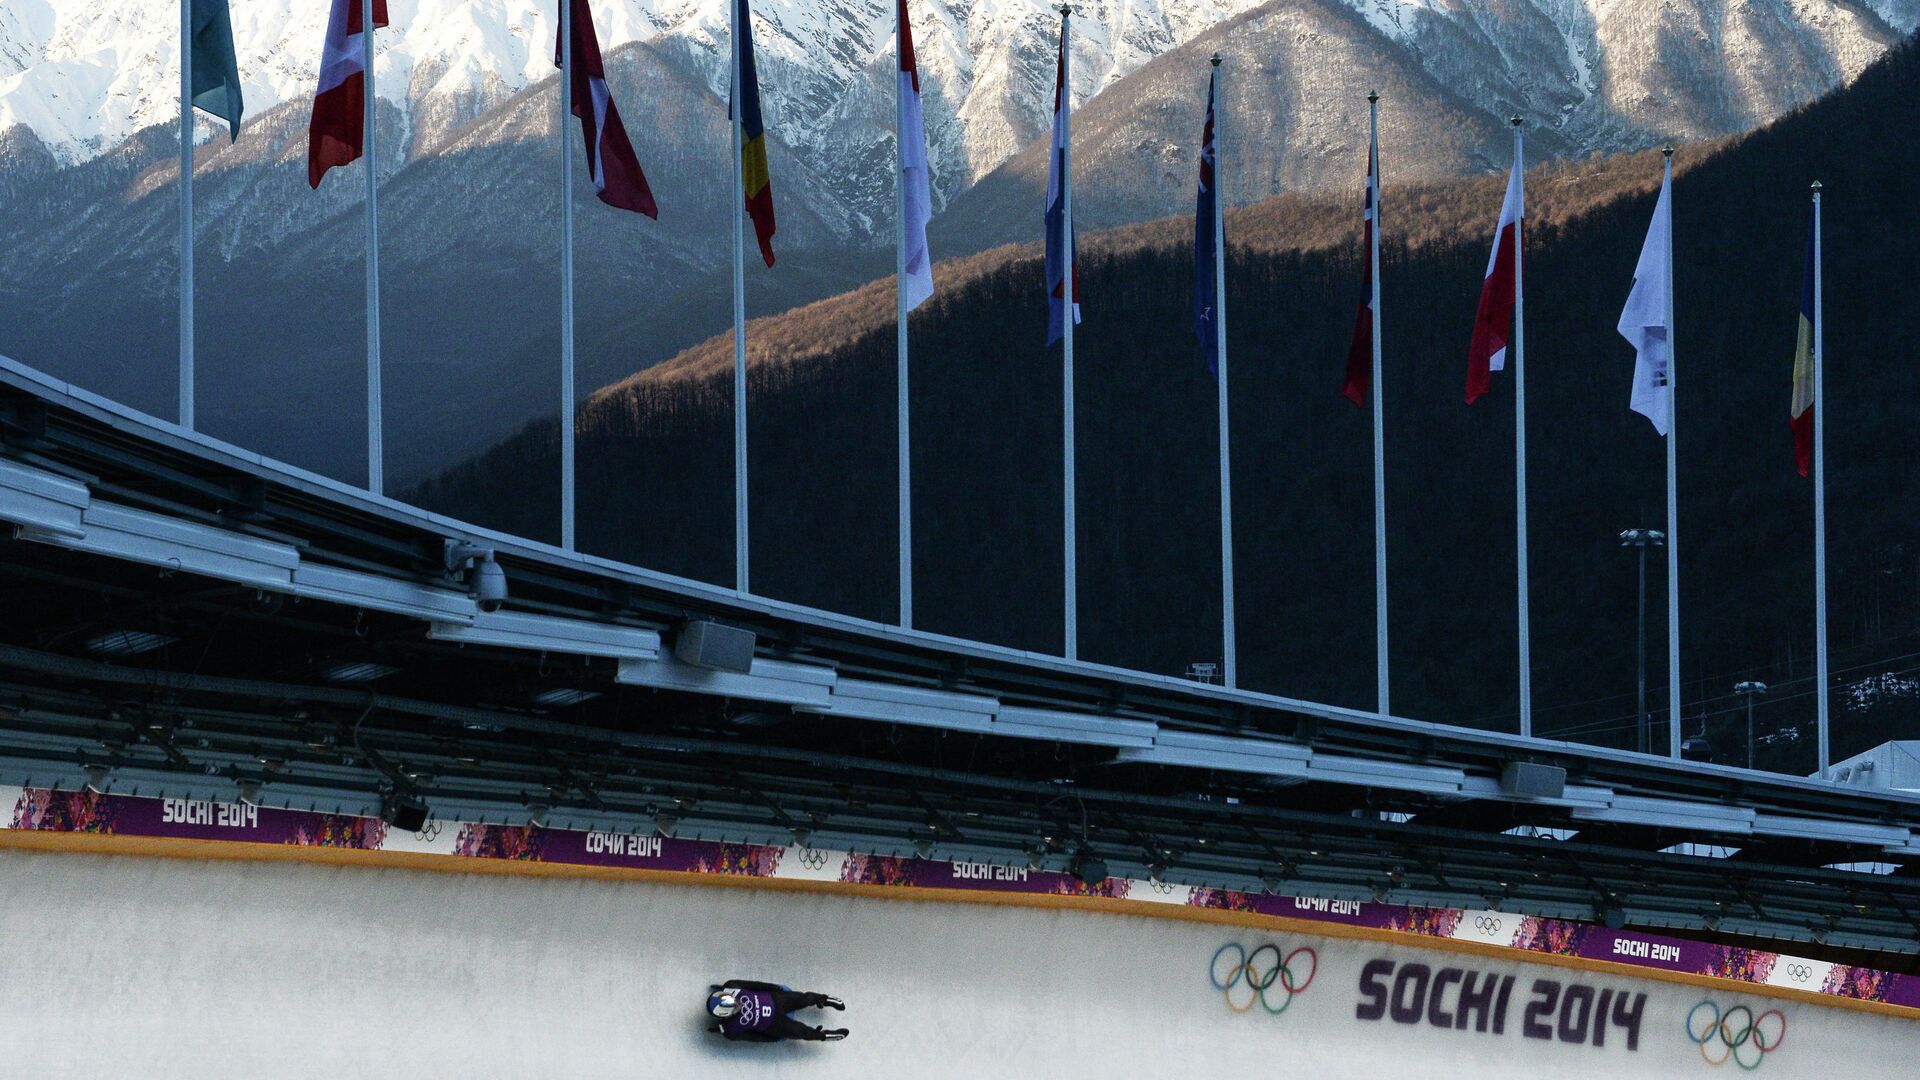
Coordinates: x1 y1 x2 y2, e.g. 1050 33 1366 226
1192 71 1218 378
556 0 656 218
1343 137 1378 406
1466 134 1524 404
1790 217 1816 477
898 0 934 310
1044 32 1079 346
307 0 388 190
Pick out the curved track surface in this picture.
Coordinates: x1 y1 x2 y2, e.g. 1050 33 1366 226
0 850 1912 1077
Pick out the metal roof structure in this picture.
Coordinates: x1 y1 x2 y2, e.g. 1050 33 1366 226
4 353 1920 961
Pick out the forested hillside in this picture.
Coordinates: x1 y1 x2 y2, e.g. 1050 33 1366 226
415 38 1920 770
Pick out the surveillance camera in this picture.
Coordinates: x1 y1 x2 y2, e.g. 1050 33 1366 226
444 540 508 612
472 556 508 613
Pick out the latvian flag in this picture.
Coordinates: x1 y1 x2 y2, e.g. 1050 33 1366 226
1466 133 1524 404
557 0 656 217
897 0 935 310
1342 135 1379 406
1044 33 1080 346
735 0 776 267
307 0 388 189
1790 217 1817 477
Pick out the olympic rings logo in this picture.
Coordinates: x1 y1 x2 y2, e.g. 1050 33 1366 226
1780 963 1812 983
1685 1001 1786 1070
412 817 442 843
797 848 830 871
1473 915 1503 934
1208 943 1318 1016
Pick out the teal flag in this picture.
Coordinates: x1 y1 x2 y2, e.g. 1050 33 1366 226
189 0 244 141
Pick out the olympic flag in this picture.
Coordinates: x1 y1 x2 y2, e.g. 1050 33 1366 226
1616 149 1682 759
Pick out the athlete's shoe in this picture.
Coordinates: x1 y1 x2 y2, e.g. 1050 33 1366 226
823 997 846 1010
822 1029 849 1041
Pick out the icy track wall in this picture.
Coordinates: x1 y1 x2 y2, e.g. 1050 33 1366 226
0 849 1915 1079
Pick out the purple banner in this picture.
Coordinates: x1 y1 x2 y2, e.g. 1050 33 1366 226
8 785 1913 1013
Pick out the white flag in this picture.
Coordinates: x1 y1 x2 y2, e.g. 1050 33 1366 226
1618 170 1673 434
897 0 935 310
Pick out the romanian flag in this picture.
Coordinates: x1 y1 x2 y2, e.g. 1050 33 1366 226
1790 217 1816 477
307 0 389 189
734 0 776 267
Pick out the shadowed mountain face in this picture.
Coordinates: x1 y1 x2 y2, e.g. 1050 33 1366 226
414 39 1920 766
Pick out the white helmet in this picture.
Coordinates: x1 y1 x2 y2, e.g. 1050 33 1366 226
708 990 741 1019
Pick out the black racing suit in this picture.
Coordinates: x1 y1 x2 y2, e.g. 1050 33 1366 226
707 980 839 1042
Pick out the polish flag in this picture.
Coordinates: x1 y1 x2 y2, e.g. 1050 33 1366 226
1466 134 1524 405
307 0 388 190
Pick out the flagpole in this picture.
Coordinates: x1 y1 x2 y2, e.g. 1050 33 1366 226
1812 180 1830 776
179 0 194 430
362 0 384 496
559 0 576 548
1211 54 1234 689
896 5 913 629
1661 146 1681 760
731 0 751 594
1058 3 1077 660
1511 116 1532 740
1368 90 1388 717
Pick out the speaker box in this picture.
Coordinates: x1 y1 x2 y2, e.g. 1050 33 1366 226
1500 761 1567 799
675 620 756 673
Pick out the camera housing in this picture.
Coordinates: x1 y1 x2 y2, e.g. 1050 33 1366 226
444 541 508 613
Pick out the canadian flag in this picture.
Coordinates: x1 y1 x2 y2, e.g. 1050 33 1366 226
307 0 388 189
1466 133 1524 405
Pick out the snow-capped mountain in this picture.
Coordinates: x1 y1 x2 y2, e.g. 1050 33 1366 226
941 0 1917 246
7 0 1910 233
0 0 1270 201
